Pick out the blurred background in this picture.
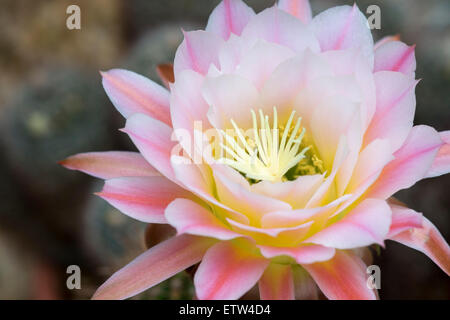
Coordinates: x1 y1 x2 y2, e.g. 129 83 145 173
0 0 448 299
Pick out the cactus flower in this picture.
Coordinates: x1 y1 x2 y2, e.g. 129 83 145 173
62 0 450 300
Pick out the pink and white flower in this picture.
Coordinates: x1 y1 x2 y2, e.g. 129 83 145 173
62 0 450 300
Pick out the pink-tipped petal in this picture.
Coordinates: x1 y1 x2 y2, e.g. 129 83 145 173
203 74 260 130
123 114 177 181
101 69 171 125
194 240 269 300
242 7 320 53
97 176 192 224
387 204 423 238
206 0 255 40
173 30 223 77
390 216 450 276
364 71 417 152
236 40 295 89
93 235 215 300
307 199 392 249
60 151 159 179
277 0 312 24
165 198 240 240
302 250 376 300
374 41 416 76
259 244 335 264
311 5 374 67
213 168 292 224
259 263 294 300
367 125 443 199
373 34 400 50
426 130 450 178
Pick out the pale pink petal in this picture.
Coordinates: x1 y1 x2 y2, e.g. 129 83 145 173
165 198 240 240
202 74 260 130
170 156 250 225
364 71 418 152
260 50 333 121
218 33 257 73
390 216 450 276
346 139 394 193
426 131 450 178
309 94 360 170
320 49 376 128
93 235 215 300
311 4 374 67
373 34 400 50
277 0 312 24
251 174 323 209
261 195 351 229
213 168 292 224
259 263 294 300
194 240 269 300
305 136 349 208
242 7 320 53
236 40 295 89
374 41 416 77
101 69 171 125
206 0 255 40
227 218 313 245
367 125 443 199
123 114 177 181
259 244 335 264
97 176 191 224
60 151 159 179
173 30 223 77
170 70 211 159
302 250 376 300
387 204 423 238
307 199 392 249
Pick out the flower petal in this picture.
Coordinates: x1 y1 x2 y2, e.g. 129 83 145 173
373 34 400 50
302 250 376 300
259 244 335 264
251 174 323 209
165 198 240 240
367 125 442 199
389 215 450 276
213 167 292 224
194 240 269 300
308 199 392 249
258 263 294 300
242 7 320 53
311 4 374 67
60 151 159 179
206 0 255 40
277 0 312 24
123 114 177 181
97 176 192 224
93 235 215 300
387 203 423 238
174 30 223 77
101 69 171 124
236 40 295 89
374 41 416 77
425 130 450 178
203 74 260 130
364 71 418 153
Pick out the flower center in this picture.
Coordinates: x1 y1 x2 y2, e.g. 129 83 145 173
218 108 323 183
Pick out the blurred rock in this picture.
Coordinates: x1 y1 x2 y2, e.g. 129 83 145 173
0 0 123 107
0 67 113 197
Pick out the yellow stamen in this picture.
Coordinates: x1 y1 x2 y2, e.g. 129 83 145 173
218 107 313 182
